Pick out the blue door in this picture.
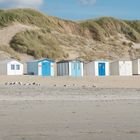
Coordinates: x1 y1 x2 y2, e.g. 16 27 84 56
71 62 81 77
98 63 105 76
42 61 51 76
76 62 81 76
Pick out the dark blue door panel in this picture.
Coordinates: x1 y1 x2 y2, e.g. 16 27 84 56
98 63 105 76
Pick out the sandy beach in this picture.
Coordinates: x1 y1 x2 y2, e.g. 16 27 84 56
0 75 140 88
0 76 140 140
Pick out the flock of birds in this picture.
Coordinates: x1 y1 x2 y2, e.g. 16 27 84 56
5 82 40 86
4 82 96 88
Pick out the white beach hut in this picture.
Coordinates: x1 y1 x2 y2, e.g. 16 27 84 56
132 59 140 75
85 60 109 76
0 60 23 75
110 60 132 76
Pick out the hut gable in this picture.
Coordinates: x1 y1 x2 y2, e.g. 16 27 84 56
27 58 55 76
110 60 132 76
85 60 109 76
57 60 83 77
0 59 23 75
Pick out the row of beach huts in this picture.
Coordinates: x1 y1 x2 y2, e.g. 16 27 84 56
0 58 140 76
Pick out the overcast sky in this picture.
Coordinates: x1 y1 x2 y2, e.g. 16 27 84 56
0 0 139 20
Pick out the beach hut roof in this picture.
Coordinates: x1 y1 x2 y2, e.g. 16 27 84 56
89 60 109 62
27 58 55 63
132 58 140 61
111 59 132 63
57 59 83 63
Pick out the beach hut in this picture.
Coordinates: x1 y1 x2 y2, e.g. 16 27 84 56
85 60 109 76
57 60 84 77
0 59 23 75
27 58 55 76
110 60 132 76
132 59 140 75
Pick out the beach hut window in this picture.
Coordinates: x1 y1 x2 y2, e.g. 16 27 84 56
11 64 15 70
16 65 20 70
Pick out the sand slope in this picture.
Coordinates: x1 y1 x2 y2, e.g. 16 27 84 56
0 23 38 46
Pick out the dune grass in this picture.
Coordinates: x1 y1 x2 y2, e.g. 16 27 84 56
0 45 19 60
0 8 57 29
0 9 140 43
125 20 140 34
80 17 140 43
0 9 140 60
10 29 66 59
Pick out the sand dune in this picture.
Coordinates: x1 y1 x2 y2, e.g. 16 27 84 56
0 23 38 46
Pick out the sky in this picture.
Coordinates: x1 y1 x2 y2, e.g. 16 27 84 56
0 0 139 20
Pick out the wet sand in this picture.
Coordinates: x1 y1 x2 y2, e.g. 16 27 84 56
0 76 140 140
